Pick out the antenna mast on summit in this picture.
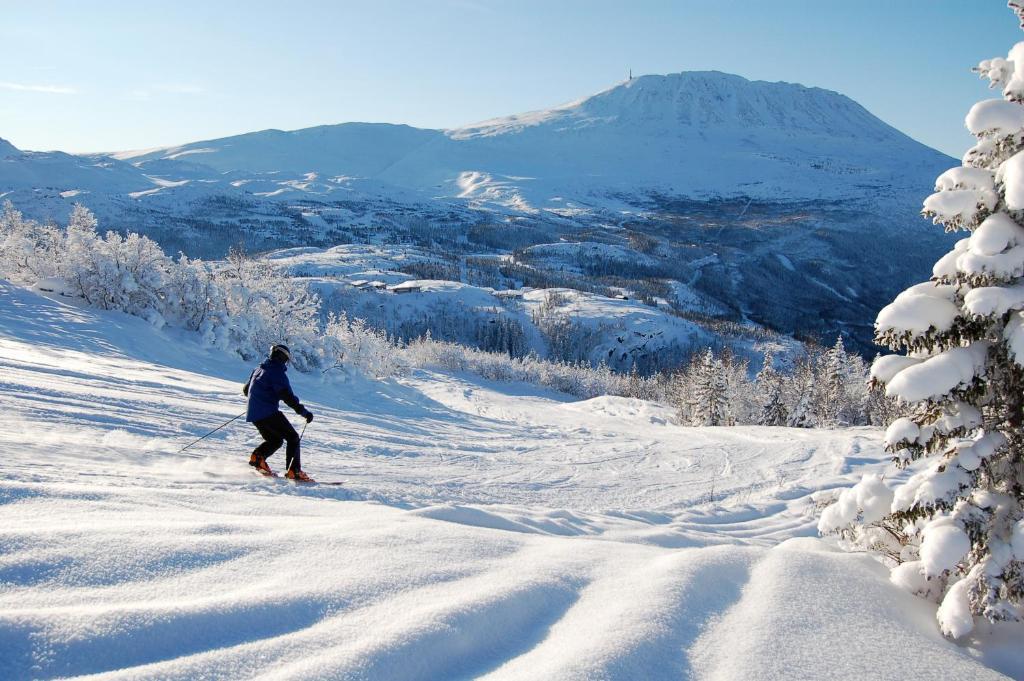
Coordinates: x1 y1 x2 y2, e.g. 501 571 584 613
628 69 632 81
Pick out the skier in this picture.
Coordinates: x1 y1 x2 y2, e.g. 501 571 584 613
243 344 315 481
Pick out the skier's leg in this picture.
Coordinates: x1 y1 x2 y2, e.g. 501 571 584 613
253 417 285 460
277 417 301 473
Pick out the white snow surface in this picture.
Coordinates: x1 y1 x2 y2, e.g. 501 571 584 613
885 344 988 403
874 282 959 335
921 523 972 577
964 284 1024 317
970 213 1024 256
922 188 998 227
998 150 1024 211
934 166 995 192
871 354 922 384
0 282 1017 680
933 237 971 280
965 99 1024 138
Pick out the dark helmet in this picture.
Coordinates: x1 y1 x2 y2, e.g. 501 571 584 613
270 344 291 363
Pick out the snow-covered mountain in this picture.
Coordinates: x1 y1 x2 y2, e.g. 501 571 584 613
0 71 958 353
0 137 151 196
96 72 950 208
399 71 949 205
117 123 441 179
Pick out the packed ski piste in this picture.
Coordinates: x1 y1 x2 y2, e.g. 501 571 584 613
8 6 1024 681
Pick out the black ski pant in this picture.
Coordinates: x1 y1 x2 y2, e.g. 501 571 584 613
252 411 301 472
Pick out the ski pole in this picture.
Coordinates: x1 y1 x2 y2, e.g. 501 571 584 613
179 412 245 453
299 422 308 442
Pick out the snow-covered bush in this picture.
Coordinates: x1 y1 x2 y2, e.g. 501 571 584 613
822 10 1024 638
61 205 171 320
161 255 223 332
324 312 407 379
214 248 324 371
0 201 62 284
404 335 641 400
0 204 364 375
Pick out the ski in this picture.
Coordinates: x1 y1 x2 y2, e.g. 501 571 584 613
247 463 343 485
286 478 345 486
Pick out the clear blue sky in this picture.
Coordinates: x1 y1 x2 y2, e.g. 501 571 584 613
1 1 1020 156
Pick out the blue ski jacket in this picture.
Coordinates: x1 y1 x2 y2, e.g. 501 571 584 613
243 357 307 423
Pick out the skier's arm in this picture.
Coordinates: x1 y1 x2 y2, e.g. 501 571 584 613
273 371 307 416
278 387 306 415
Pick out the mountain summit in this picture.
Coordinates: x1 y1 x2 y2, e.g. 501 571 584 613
451 71 903 141
372 71 951 205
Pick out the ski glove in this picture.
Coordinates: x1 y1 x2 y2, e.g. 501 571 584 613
302 410 314 423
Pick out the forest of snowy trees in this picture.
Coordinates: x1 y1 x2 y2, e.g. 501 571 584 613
0 200 892 427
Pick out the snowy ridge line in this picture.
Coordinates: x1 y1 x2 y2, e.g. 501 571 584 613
0 283 1013 678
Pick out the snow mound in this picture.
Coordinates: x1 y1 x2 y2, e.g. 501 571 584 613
691 539 1007 681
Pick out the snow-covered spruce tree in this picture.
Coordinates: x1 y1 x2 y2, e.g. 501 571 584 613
757 351 789 426
821 19 1024 638
720 350 755 425
786 353 818 428
687 348 727 426
817 336 850 428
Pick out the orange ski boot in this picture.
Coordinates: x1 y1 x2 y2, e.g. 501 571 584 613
285 468 315 483
249 453 276 477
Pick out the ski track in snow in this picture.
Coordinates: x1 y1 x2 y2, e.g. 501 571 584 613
0 283 1015 680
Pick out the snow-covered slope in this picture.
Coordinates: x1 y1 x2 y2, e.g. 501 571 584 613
0 137 20 158
455 72 897 139
117 123 442 178
0 140 154 196
1 283 1019 679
